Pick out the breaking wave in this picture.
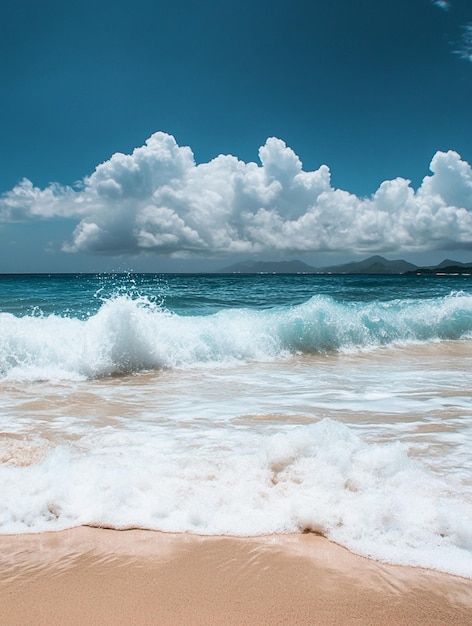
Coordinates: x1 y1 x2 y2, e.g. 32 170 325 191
1 292 472 381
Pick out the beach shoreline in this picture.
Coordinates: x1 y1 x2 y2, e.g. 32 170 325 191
0 527 470 625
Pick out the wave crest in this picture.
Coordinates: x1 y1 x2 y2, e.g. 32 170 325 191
1 292 472 381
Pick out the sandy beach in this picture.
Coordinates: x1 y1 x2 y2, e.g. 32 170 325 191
0 528 470 625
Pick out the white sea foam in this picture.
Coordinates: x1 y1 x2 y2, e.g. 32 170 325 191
0 419 470 578
1 292 472 381
1 277 471 581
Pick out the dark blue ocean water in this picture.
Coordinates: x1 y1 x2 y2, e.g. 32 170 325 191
1 272 471 317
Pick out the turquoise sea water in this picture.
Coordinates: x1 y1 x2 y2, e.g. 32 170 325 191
0 273 471 577
2 272 472 317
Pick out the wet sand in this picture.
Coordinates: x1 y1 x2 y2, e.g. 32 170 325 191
0 528 471 625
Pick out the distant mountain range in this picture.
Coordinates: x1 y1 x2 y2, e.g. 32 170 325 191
220 255 472 275
404 260 472 275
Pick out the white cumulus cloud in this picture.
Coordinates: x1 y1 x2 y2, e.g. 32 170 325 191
1 132 472 258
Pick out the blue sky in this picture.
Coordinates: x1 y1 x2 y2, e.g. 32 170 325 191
1 0 472 272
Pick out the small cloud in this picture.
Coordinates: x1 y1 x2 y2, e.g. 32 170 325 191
433 0 450 10
454 23 472 62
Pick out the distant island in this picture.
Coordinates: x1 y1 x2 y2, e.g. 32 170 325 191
220 255 472 275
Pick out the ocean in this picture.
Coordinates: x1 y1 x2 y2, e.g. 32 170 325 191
0 272 471 578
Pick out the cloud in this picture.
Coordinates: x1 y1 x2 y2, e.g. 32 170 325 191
455 23 472 62
2 132 472 258
432 0 450 11
0 178 80 221
432 1 472 65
